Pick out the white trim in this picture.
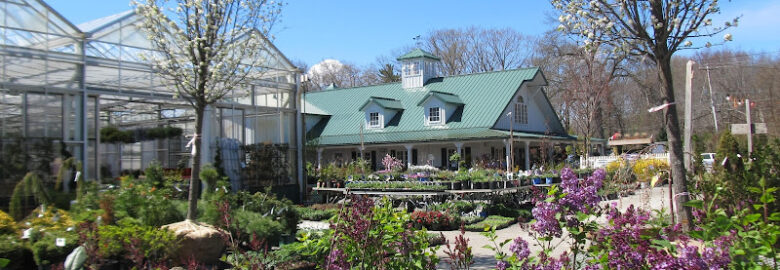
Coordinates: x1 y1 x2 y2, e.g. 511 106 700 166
367 111 381 129
427 106 442 125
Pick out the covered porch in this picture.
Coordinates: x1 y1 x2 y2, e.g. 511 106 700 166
313 134 576 173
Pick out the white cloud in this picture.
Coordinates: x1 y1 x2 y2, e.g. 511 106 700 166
308 59 344 77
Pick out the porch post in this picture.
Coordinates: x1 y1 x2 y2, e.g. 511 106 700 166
454 142 464 170
404 144 413 168
503 139 511 172
524 141 530 171
316 148 323 170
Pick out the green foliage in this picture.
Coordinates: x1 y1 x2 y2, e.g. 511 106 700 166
100 126 182 144
232 189 300 235
715 130 743 174
464 215 515 231
686 176 780 269
685 139 780 268
199 164 221 196
295 205 338 221
9 172 51 220
296 229 335 264
430 201 477 214
144 160 165 188
30 232 78 266
233 210 286 243
0 235 33 269
89 222 179 261
144 126 183 139
99 126 135 144
110 177 183 227
484 204 530 219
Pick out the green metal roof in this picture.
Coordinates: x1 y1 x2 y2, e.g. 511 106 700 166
360 97 404 111
302 99 330 116
396 48 441 61
314 128 574 146
306 68 556 146
417 91 464 106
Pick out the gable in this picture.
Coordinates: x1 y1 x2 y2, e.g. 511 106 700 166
492 72 566 135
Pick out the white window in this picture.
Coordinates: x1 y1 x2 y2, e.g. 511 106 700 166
368 112 380 128
428 107 441 124
514 96 527 124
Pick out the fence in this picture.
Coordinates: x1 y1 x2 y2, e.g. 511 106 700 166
580 153 670 169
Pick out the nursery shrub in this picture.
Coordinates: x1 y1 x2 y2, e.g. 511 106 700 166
233 210 285 243
30 232 78 266
0 235 34 270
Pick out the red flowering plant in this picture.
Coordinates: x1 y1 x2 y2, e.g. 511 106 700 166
411 210 460 231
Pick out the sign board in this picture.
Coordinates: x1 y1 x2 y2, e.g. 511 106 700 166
731 123 767 134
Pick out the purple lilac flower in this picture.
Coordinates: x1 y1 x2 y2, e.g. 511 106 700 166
532 201 562 237
325 248 349 270
496 260 509 270
509 237 530 260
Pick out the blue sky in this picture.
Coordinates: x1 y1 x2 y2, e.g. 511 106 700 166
46 0 780 68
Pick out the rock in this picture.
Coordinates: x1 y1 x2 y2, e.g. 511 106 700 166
163 220 228 264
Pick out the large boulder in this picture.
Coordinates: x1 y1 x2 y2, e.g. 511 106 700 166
163 220 228 264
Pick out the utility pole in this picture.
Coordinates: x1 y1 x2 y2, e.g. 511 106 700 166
704 66 719 133
683 60 694 171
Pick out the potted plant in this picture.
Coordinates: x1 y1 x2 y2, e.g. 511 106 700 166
543 173 556 184
532 175 542 185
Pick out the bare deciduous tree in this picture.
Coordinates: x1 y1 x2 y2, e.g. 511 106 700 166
552 0 738 228
422 26 532 76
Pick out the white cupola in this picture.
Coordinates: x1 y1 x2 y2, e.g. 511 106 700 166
397 48 440 89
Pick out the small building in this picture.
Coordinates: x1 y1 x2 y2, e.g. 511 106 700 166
303 49 582 172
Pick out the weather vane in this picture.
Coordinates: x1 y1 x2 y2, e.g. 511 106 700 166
413 35 421 47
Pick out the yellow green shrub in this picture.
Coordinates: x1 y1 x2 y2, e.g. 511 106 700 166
605 158 627 175
0 210 18 235
632 159 669 182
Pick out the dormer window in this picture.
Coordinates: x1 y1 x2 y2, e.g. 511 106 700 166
514 95 528 124
428 107 442 124
368 112 381 128
360 96 403 130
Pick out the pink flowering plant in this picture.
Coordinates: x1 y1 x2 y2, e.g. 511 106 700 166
380 154 404 173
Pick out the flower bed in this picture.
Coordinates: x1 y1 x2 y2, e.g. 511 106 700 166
464 215 515 232
345 181 448 191
411 211 460 231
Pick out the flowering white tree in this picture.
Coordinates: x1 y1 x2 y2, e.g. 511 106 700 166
552 0 737 228
134 0 283 220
